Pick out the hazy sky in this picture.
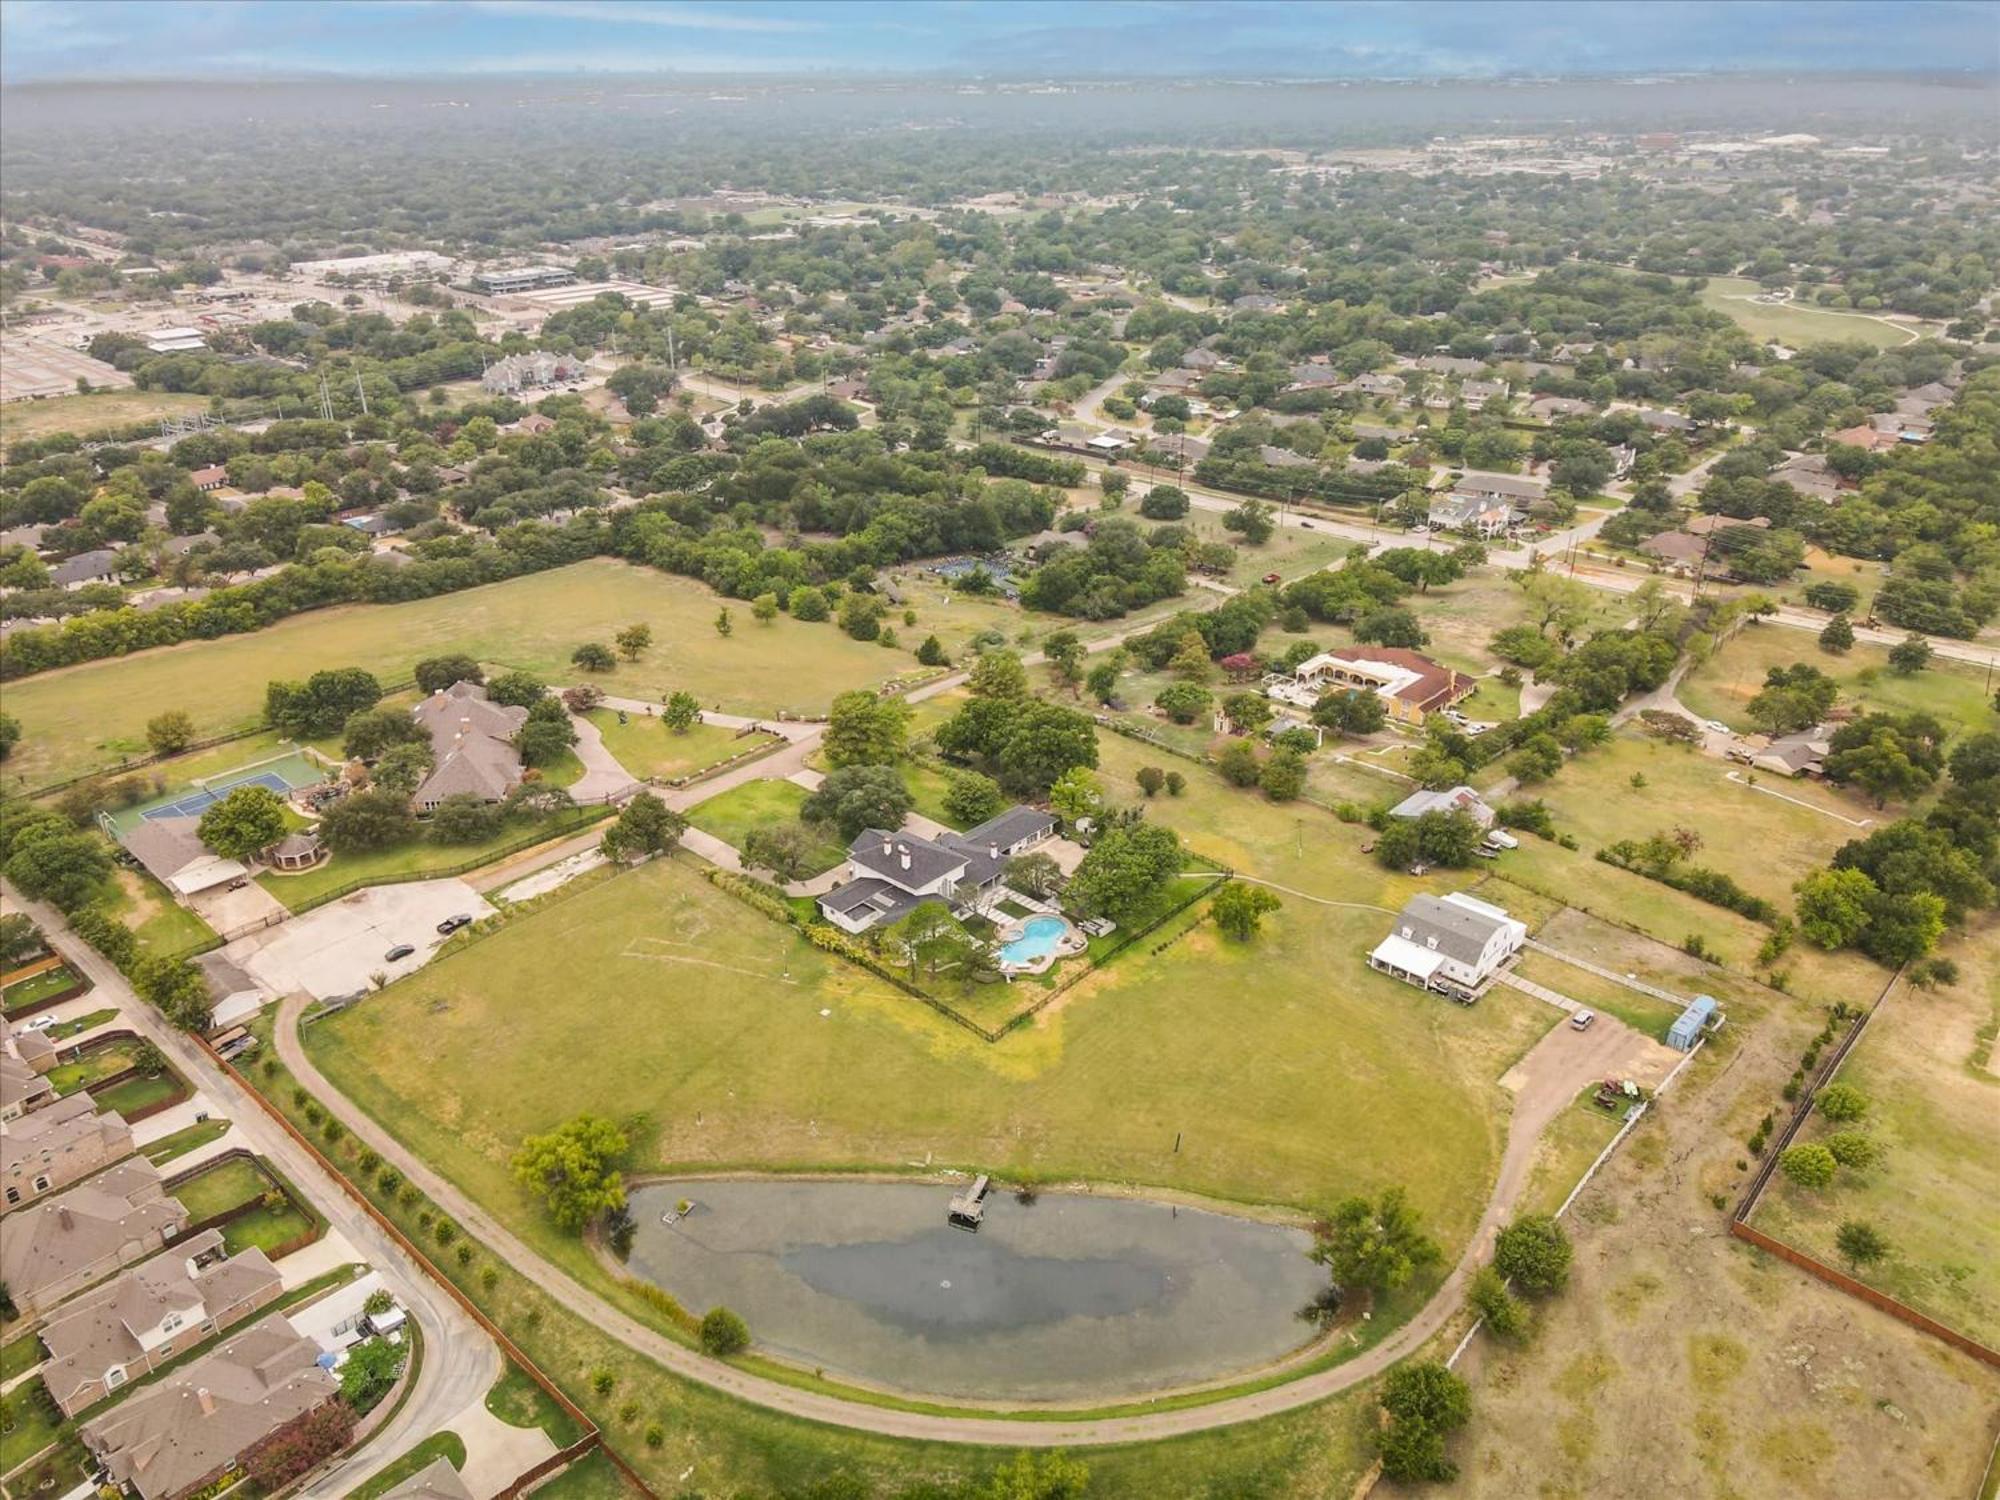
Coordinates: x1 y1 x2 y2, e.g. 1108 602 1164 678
3 0 1996 83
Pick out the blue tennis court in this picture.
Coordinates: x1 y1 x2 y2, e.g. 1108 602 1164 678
141 769 294 821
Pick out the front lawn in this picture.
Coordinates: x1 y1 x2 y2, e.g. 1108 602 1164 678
1678 624 1999 736
93 1071 187 1119
686 781 847 876
48 1007 118 1041
0 1378 63 1473
352 1433 468 1500
143 1118 233 1166
586 710 776 783
0 1332 44 1384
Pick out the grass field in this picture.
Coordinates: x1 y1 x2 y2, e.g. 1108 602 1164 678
1679 625 1999 738
686 780 846 875
48 1006 117 1040
0 559 931 791
520 1450 638 1500
257 814 597 909
100 869 216 957
1752 929 2000 1349
0 389 212 446
1694 276 1920 350
306 853 1549 1273
486 1361 586 1446
584 710 775 783
1516 1085 1623 1219
172 1156 272 1220
2 964 82 1014
1516 732 1877 915
143 1118 233 1166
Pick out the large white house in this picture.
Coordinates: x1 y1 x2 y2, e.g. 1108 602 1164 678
816 807 1056 934
1368 892 1525 999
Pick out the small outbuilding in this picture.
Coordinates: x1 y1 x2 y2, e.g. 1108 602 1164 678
266 830 326 870
1667 993 1719 1051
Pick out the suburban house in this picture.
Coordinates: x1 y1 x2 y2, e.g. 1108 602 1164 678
1869 411 1933 442
1638 531 1708 570
816 807 1057 935
1267 648 1473 727
1350 372 1405 398
1389 785 1496 827
186 467 228 493
1416 355 1486 378
119 818 249 901
1729 728 1831 779
1770 453 1846 503
2 1092 136 1209
1180 347 1224 370
380 1458 476 1500
1428 492 1516 538
80 1314 341 1500
1828 423 1900 452
1637 408 1695 433
2 1032 57 1121
1896 380 1954 417
1460 378 1509 405
410 681 528 812
1451 471 1547 510
1368 892 1527 999
40 1231 284 1417
2 1161 189 1317
1286 362 1343 390
193 952 266 1031
53 549 120 590
1528 395 1594 421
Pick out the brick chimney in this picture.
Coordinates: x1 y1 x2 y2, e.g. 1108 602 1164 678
58 1204 73 1229
898 846 911 872
196 1387 215 1416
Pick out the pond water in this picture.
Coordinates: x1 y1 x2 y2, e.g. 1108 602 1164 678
998 915 1070 966
623 1179 1325 1400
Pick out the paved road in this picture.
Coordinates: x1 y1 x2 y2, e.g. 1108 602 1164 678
271 950 1622 1446
0 883 503 1496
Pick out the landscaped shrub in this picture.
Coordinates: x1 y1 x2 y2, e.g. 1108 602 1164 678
245 1402 357 1489
699 1306 750 1356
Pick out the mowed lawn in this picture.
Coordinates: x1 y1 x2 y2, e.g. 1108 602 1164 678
1694 276 1920 350
584 710 774 783
1678 625 1999 737
685 780 847 876
2 559 918 791
1753 929 2000 1348
306 855 1551 1273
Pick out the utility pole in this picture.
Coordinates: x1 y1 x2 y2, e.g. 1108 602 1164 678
353 369 369 418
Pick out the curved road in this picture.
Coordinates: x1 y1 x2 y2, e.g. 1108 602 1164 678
273 956 1620 1446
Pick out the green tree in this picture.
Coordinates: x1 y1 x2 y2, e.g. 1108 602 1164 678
338 1338 406 1415
1139 484 1190 520
342 706 426 761
1815 1083 1868 1123
752 593 780 625
836 592 882 641
944 771 1006 827
1887 633 1932 674
1223 691 1273 733
1818 614 1855 654
823 691 909 768
1311 1187 1441 1294
1467 1265 1526 1339
571 642 616 673
510 1114 630 1231
995 701 1097 796
1314 689 1386 737
1779 1142 1838 1190
1004 851 1064 901
714 607 734 638
916 634 950 667
742 823 815 881
1048 766 1102 828
1136 766 1166 798
1212 883 1281 940
1154 681 1211 725
699 1306 750 1357
1507 733 1565 783
318 790 417 853
1376 810 1485 870
1085 659 1121 704
885 900 976 979
414 655 483 693
1378 1361 1471 1484
600 792 685 862
1043 630 1085 692
486 671 546 708
968 649 1029 701
372 743 433 797
803 765 913 840
1824 1130 1881 1169
661 691 702 731
0 712 19 762
1835 1219 1889 1272
1827 727 1933 807
1223 498 1275 543
146 710 196 757
515 715 577 768
265 668 382 738
1794 867 1877 948
614 623 653 660
428 794 505 846
1064 822 1183 923
0 914 42 968
197 785 288 861
1259 748 1307 802
980 1450 1091 1500
1217 739 1262 787
4 823 112 912
1492 1214 1572 1295
789 586 829 622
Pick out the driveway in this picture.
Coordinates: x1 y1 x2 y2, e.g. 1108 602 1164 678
187 879 288 936
565 709 641 803
229 879 492 1001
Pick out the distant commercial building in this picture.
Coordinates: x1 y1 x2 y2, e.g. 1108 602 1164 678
472 266 575 296
145 328 208 354
481 351 584 396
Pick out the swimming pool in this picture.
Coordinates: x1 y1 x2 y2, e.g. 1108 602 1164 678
999 915 1070 965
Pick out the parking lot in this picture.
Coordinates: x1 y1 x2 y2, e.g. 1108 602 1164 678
228 879 491 1002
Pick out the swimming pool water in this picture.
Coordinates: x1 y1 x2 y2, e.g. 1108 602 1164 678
999 915 1069 964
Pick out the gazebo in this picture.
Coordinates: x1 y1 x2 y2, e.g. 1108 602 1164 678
267 830 326 871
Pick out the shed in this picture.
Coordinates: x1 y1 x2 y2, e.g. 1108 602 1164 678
1667 993 1718 1051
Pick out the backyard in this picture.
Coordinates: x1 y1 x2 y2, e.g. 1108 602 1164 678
0 559 939 792
1 964 84 1015
170 1156 318 1256
257 809 605 908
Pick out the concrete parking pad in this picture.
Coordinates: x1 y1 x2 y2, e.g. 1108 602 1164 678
228 879 492 1001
